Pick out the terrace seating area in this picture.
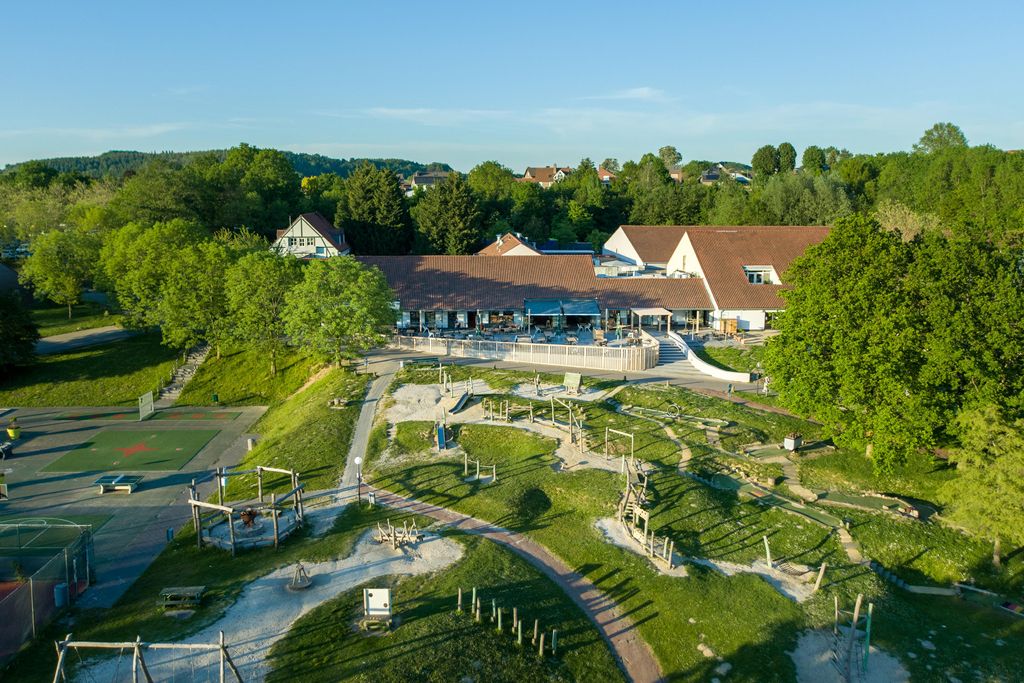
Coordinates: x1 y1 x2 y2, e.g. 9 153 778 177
398 324 649 348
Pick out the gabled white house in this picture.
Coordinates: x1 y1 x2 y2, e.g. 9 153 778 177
272 212 350 259
602 225 688 269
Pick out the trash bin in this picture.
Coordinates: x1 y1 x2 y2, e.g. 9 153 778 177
54 582 69 608
6 426 19 440
211 393 219 404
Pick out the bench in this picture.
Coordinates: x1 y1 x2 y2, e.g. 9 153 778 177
158 585 206 609
94 474 144 494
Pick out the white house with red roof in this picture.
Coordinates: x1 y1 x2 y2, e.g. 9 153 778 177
272 212 350 259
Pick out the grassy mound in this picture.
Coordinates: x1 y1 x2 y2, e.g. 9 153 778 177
176 346 320 407
693 344 765 373
224 367 368 495
0 334 176 406
32 301 122 337
266 534 623 683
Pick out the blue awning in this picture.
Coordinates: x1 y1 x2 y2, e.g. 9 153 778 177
560 299 601 316
524 299 562 316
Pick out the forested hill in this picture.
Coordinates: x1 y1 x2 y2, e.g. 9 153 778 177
1 150 453 179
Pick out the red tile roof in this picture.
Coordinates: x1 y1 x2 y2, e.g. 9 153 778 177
685 225 829 309
615 225 690 264
357 255 711 311
477 233 541 256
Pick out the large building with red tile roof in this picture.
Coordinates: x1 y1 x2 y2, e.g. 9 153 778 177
272 212 349 259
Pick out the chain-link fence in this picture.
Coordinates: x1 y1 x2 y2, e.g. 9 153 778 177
0 523 94 663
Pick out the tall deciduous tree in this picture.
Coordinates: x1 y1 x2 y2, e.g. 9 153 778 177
751 145 780 179
600 158 621 174
19 227 100 318
283 257 396 364
411 173 481 254
339 163 411 254
658 145 682 170
913 122 968 154
801 146 827 174
0 291 39 377
777 142 797 172
224 251 303 376
158 240 232 352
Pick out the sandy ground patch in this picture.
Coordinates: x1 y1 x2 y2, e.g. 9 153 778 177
596 517 816 601
73 531 463 683
509 382 609 402
789 629 909 683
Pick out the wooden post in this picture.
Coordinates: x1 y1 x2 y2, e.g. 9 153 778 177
533 618 539 645
552 629 558 655
135 637 154 683
497 606 503 632
464 451 469 476
668 540 675 569
492 465 497 483
847 594 863 681
457 587 463 613
491 598 496 622
219 631 226 683
257 467 263 502
814 562 827 593
833 595 839 634
475 599 481 622
517 619 523 645
272 508 280 549
538 632 545 658
662 537 669 561
513 606 518 628
131 640 139 683
216 468 224 506
471 586 476 610
763 535 772 567
227 511 236 557
476 460 480 481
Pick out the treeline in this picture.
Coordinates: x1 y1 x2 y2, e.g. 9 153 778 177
4 124 1022 256
4 219 396 378
0 149 451 181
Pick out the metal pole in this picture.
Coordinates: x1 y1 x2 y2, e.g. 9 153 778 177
220 631 226 683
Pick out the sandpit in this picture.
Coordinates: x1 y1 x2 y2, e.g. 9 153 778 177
789 629 909 682
73 531 463 683
509 382 608 402
595 518 817 601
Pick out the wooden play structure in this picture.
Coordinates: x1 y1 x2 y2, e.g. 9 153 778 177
484 398 534 423
455 586 561 658
604 428 634 465
51 631 242 683
549 396 587 453
187 466 305 555
614 446 676 569
463 452 498 483
374 518 424 549
832 593 874 682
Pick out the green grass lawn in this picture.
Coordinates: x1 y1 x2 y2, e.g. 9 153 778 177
692 344 766 374
367 382 1024 681
266 534 623 683
175 346 320 406
392 420 435 456
0 334 177 407
798 448 957 505
42 429 219 472
845 510 1024 593
31 301 122 338
223 368 369 496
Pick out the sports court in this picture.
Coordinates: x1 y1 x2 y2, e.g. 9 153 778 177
150 410 240 421
42 429 219 472
56 410 138 421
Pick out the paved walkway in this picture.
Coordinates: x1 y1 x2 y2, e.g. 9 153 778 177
35 325 135 355
368 487 664 683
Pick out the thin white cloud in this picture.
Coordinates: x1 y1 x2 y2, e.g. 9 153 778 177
581 86 673 103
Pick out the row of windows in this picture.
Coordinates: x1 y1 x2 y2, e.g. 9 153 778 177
287 237 316 247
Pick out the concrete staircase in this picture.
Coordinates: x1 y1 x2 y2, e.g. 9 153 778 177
654 338 705 379
157 344 210 407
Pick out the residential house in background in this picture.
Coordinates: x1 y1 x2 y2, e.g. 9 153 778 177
403 170 452 196
478 232 594 256
272 212 350 258
518 165 573 188
597 167 617 185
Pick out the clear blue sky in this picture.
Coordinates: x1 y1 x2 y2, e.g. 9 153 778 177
2 1 1021 171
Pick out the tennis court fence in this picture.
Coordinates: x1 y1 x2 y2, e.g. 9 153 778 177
0 522 94 663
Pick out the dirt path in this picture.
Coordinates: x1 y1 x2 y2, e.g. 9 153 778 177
367 486 665 683
34 325 135 355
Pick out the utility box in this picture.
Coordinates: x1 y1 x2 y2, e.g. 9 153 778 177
784 433 803 451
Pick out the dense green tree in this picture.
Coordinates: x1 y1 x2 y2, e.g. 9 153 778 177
467 161 516 233
411 173 481 254
658 145 682 170
913 122 968 154
600 158 620 174
0 291 39 377
747 173 852 225
19 227 101 318
158 240 233 352
223 251 303 376
801 146 827 174
777 143 797 172
110 160 200 226
339 163 411 254
943 404 1024 567
751 145 780 179
283 257 396 364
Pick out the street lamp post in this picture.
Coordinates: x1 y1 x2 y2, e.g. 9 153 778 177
355 456 363 504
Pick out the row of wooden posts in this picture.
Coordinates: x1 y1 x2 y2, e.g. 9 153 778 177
456 587 559 658
484 398 534 423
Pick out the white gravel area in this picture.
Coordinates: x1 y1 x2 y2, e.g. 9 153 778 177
509 382 608 402
73 531 463 683
789 629 908 682
596 518 688 577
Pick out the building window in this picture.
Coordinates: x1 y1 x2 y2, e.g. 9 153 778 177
743 266 774 285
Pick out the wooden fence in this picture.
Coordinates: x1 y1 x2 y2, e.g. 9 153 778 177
392 333 659 372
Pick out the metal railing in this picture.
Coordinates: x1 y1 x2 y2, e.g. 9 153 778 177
392 333 659 372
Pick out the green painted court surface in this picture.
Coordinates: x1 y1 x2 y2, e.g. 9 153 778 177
150 410 240 421
0 514 111 554
57 411 137 421
42 429 219 472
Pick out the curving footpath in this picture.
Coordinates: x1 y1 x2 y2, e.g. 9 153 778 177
366 485 665 683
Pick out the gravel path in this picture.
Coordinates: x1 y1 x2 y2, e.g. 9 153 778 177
35 325 135 354
366 486 665 683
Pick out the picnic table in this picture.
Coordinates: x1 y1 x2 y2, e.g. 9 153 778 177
93 474 144 494
158 585 206 609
